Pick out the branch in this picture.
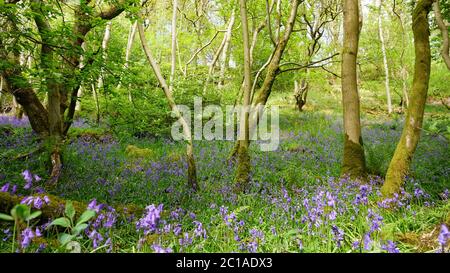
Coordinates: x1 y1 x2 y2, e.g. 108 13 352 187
279 53 339 74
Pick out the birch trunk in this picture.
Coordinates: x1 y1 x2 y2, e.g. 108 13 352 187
218 11 235 88
170 0 178 91
94 21 112 124
378 0 392 114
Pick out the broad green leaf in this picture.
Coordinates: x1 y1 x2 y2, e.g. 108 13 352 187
65 201 75 221
58 233 75 246
11 204 30 220
49 217 71 228
26 211 42 221
76 210 96 225
0 213 14 221
72 223 88 236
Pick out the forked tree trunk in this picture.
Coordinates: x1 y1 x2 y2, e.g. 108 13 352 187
381 0 433 196
341 0 366 179
230 0 300 160
378 0 392 114
138 22 199 191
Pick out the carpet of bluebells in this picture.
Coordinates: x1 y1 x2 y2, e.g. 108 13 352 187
0 113 449 253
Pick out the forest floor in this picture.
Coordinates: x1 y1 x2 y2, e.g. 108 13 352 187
0 85 449 253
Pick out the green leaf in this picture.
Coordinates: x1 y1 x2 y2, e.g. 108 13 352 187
72 223 88 236
26 211 42 221
58 233 75 246
76 210 96 226
0 213 14 221
65 201 75 221
49 217 71 228
11 204 30 220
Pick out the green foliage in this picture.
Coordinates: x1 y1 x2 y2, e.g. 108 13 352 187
47 201 96 251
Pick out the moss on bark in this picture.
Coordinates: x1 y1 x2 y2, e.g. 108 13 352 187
342 134 366 180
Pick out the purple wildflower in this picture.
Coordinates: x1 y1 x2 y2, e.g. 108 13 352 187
136 204 163 235
152 244 173 253
20 228 35 249
438 224 449 248
193 221 207 239
363 233 372 251
1 183 9 192
381 240 400 253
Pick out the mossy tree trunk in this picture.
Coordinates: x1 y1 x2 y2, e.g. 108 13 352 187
341 0 366 179
234 0 252 193
1 1 127 186
381 0 433 196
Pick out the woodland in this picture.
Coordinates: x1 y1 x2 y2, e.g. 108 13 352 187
0 0 449 253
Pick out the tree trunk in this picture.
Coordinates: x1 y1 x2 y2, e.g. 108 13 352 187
202 15 234 94
381 0 433 196
117 20 138 102
234 0 252 193
230 0 300 160
218 11 235 88
433 0 450 70
378 0 392 114
92 21 112 125
138 22 199 191
341 0 366 179
170 0 178 91
393 1 409 109
75 42 87 112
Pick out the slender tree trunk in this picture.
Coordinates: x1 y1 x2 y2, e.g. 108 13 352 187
138 22 199 191
202 15 234 94
75 42 87 112
170 0 178 91
218 10 235 88
234 0 252 193
378 0 392 114
94 21 112 124
117 20 138 102
341 0 366 179
393 1 409 109
230 0 300 160
433 0 450 70
381 0 433 196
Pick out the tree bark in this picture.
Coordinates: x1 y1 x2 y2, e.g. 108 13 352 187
341 0 366 179
230 0 300 160
234 0 252 193
381 0 433 196
138 22 199 191
378 0 393 114
393 0 409 109
93 21 112 124
433 0 450 70
218 10 235 88
170 0 178 91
